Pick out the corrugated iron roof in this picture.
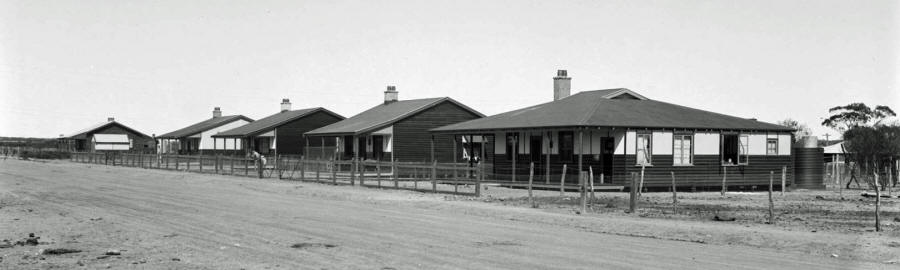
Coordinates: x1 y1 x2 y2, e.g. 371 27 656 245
432 89 793 133
157 115 253 139
305 97 485 136
213 108 344 138
62 121 152 139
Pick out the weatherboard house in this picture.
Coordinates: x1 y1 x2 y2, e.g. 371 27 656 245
212 99 344 157
432 70 795 190
156 107 253 155
304 86 484 162
58 117 156 153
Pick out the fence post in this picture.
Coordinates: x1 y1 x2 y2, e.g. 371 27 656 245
671 171 677 214
639 165 645 197
559 164 567 196
176 156 180 170
392 159 398 189
432 160 437 193
331 159 337 185
629 172 637 213
360 160 366 186
768 171 775 224
244 157 249 176
589 166 595 205
580 171 587 214
199 156 203 173
215 155 220 174
721 166 727 196
528 162 535 208
351 158 357 186
376 159 381 188
875 173 881 232
300 156 305 181
475 162 482 197
316 160 321 182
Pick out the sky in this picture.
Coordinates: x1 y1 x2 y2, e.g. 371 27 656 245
1 0 897 139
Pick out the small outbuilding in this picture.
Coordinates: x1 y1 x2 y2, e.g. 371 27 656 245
432 70 795 190
305 86 484 162
58 117 156 153
212 99 344 157
156 107 253 155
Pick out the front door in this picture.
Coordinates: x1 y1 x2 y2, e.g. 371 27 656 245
372 136 384 161
600 137 614 182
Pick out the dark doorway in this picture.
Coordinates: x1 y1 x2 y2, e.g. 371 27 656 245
358 136 367 160
343 135 354 159
601 137 614 180
372 136 384 160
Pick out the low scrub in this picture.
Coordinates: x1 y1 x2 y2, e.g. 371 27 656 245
20 150 71 160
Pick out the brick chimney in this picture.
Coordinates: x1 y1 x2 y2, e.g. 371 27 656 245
553 69 571 101
384 85 398 104
212 107 222 118
280 98 291 112
107 117 115 122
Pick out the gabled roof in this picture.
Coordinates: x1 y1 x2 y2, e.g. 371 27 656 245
62 121 152 139
432 88 793 133
157 115 253 139
305 97 485 136
93 134 130 144
213 108 344 138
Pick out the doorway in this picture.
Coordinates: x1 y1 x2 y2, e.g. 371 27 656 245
600 137 614 181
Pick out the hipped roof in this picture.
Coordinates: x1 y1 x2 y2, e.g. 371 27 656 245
213 108 344 138
305 97 485 136
62 121 152 139
157 115 253 139
432 89 793 133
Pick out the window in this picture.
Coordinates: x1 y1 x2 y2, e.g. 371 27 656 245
673 135 693 165
559 131 574 162
766 138 778 155
505 133 518 160
722 134 749 165
635 133 652 165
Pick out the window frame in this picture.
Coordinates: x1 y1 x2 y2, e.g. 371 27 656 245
766 138 778 155
721 133 749 166
635 133 652 166
672 134 694 166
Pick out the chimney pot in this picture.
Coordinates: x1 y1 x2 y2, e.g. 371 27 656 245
553 69 571 101
384 85 399 104
213 107 222 118
280 98 291 112
107 117 115 122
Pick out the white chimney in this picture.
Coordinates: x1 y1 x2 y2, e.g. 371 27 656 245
107 117 115 122
553 69 571 101
280 98 291 112
384 85 398 104
212 107 222 118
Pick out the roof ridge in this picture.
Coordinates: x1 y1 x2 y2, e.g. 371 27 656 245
354 97 448 134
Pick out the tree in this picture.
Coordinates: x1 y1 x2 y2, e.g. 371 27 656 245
776 119 812 142
842 124 900 232
821 103 896 133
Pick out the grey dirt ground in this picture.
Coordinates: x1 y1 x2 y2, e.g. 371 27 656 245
0 159 891 269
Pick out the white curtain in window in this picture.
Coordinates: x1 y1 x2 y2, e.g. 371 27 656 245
636 134 651 165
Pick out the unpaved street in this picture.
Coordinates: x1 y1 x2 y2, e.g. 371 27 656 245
0 159 889 269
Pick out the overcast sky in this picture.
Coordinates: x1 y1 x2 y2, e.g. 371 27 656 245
1 0 897 139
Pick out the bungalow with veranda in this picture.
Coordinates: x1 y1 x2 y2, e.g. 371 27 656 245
212 99 344 158
304 86 484 163
431 70 795 191
156 107 253 155
58 117 156 153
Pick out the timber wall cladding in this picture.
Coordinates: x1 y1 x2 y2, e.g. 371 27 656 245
276 111 343 155
616 155 793 188
392 101 482 163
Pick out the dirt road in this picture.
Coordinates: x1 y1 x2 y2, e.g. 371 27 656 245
0 159 889 269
